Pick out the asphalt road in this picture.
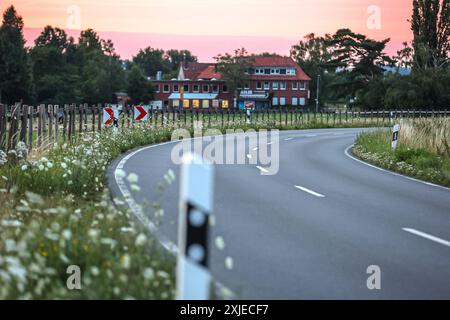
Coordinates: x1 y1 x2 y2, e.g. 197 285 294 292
108 128 450 299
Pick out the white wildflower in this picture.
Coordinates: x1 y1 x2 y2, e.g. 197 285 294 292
135 233 147 247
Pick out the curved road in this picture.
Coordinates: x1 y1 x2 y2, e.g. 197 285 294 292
108 128 450 299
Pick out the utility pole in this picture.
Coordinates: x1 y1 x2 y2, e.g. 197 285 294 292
315 74 320 113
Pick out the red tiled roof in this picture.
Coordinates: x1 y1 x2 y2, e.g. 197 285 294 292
181 57 310 81
197 65 222 80
251 56 299 68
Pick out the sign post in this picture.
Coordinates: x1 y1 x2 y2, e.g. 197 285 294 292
177 153 214 300
392 124 400 150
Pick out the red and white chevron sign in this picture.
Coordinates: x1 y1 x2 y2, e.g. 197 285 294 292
103 106 119 126
134 105 149 121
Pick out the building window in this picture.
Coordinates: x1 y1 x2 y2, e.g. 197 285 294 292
202 100 210 108
300 81 306 90
163 84 170 93
280 69 287 75
212 84 219 93
212 99 219 108
287 69 296 75
292 82 298 90
300 97 306 106
173 84 180 92
193 85 200 93
272 82 279 90
223 84 228 93
264 68 270 75
280 97 286 106
264 82 270 90
183 99 190 108
193 100 200 108
280 82 286 90
203 85 209 93
183 84 189 92
244 83 250 90
256 82 262 90
156 84 160 93
173 99 180 107
292 97 298 106
222 100 229 109
272 97 279 106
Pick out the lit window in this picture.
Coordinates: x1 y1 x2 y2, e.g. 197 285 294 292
202 100 210 108
173 99 180 107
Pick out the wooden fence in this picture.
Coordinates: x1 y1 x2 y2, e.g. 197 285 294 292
0 103 449 152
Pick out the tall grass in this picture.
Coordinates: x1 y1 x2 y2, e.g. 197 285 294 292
354 118 450 187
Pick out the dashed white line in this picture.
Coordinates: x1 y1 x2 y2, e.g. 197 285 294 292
252 147 259 151
247 154 252 159
256 166 269 174
284 138 294 141
403 228 450 248
305 134 317 138
267 142 274 145
294 185 325 198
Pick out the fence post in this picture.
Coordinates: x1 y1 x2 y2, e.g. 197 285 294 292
37 104 43 148
27 106 33 151
97 104 102 132
48 105 54 144
19 104 28 143
54 105 59 145
63 104 68 143
78 104 83 135
0 104 6 150
8 103 20 150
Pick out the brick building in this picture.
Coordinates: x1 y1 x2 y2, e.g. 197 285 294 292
151 56 311 110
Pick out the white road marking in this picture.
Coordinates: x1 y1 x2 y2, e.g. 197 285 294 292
252 147 259 151
345 144 450 192
294 185 325 198
267 142 273 145
284 138 294 141
256 166 269 173
333 133 346 136
403 228 450 248
306 134 317 137
247 154 252 159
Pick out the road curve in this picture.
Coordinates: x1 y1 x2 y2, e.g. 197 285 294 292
108 128 450 300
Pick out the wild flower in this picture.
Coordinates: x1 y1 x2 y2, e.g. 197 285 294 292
135 233 147 247
0 150 7 166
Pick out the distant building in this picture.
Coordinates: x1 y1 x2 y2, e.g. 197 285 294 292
151 56 311 110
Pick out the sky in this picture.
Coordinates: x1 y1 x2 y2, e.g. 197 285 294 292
1 0 414 61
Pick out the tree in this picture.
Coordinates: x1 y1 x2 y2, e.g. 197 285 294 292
133 47 171 78
0 6 33 104
393 41 414 71
126 65 154 105
411 0 449 69
165 49 197 72
215 48 254 105
30 26 80 104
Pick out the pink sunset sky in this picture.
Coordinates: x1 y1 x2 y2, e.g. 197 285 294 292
1 0 413 61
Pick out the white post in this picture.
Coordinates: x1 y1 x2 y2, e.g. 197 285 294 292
392 124 400 150
176 153 214 300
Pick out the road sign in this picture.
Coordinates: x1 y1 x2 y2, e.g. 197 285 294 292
177 153 214 300
244 101 255 110
392 124 400 150
103 106 119 127
134 105 149 121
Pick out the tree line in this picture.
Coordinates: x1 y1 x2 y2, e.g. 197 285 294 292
0 1 449 110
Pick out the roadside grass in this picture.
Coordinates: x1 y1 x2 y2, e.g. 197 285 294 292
353 118 450 187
